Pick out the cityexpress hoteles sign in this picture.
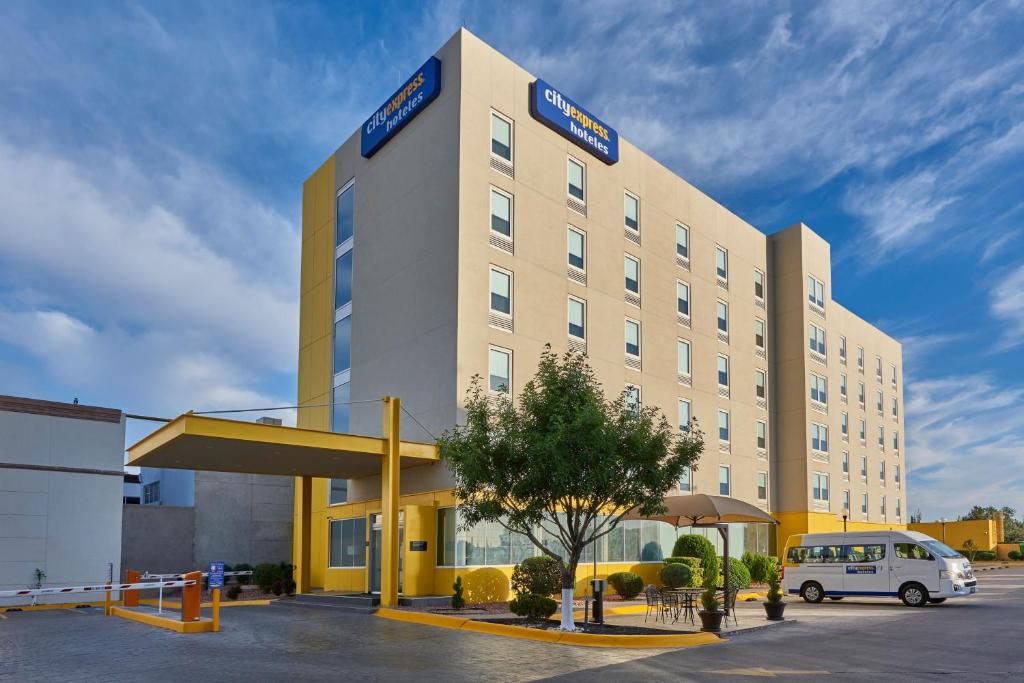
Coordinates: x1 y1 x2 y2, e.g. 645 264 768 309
361 57 442 158
529 78 619 164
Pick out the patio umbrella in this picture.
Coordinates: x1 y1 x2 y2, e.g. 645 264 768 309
620 494 777 616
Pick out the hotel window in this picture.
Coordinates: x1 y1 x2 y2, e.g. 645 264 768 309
676 281 690 316
336 182 354 247
880 459 886 484
328 517 367 568
876 390 883 413
754 269 765 300
754 318 766 350
624 192 639 233
490 188 512 238
842 451 849 475
757 472 768 501
334 316 352 376
489 267 512 316
857 345 865 370
332 382 350 439
680 466 692 492
890 364 897 387
894 464 901 487
717 354 730 388
858 382 865 406
335 250 353 310
841 412 849 438
678 399 692 433
624 255 640 295
859 419 866 442
718 410 730 443
811 423 828 453
717 300 729 334
807 275 825 309
878 426 885 448
843 490 851 513
143 481 160 504
861 493 868 515
625 385 641 415
567 227 585 271
839 336 847 361
329 480 347 508
881 495 887 518
677 339 691 377
567 157 585 201
756 421 767 450
812 473 829 505
860 455 868 477
625 319 641 357
891 397 898 420
840 373 848 399
715 246 728 280
490 111 513 162
755 369 766 400
875 356 883 380
896 498 901 519
892 430 899 452
568 297 586 340
676 224 689 259
808 323 826 355
810 373 827 405
719 466 731 496
489 346 511 394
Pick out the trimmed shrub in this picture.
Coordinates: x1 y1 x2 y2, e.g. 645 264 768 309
972 550 996 561
1008 550 1022 561
226 584 242 600
253 562 296 596
659 562 694 588
673 535 718 585
720 557 752 591
663 557 703 586
509 593 558 620
451 576 465 609
607 571 644 599
744 553 776 584
510 556 562 597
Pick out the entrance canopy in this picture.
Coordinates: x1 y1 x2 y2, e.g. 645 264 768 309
126 413 439 478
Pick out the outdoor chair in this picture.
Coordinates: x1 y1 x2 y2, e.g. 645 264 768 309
659 587 681 623
643 585 661 622
722 588 739 627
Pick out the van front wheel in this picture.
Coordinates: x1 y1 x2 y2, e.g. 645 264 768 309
801 582 824 603
900 583 928 607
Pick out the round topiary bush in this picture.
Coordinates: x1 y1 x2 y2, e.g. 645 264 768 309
1009 550 1022 561
509 593 558 620
721 557 751 591
607 571 644 599
663 557 704 587
673 535 718 584
510 556 562 597
659 562 694 588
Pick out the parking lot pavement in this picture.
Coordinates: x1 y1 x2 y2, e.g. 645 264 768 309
1 567 1022 682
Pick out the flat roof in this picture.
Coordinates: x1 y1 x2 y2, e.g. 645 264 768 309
0 394 122 423
127 413 439 479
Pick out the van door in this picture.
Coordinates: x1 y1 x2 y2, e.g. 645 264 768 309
841 539 890 597
892 542 939 594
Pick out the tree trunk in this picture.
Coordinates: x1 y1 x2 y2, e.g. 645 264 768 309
559 560 578 631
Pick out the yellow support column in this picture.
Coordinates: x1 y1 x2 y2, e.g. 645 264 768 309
380 396 401 608
295 476 313 593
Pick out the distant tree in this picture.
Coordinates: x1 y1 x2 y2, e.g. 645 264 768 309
439 347 704 631
963 506 1024 543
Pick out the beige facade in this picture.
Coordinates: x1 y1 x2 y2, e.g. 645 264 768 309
297 28 906 579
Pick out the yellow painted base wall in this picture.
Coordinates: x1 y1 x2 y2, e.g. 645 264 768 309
775 512 907 556
908 520 998 551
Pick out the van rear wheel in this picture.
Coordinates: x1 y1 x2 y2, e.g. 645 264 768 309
900 583 928 607
801 582 824 603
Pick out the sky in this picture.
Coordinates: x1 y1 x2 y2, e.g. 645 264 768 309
0 1 1022 521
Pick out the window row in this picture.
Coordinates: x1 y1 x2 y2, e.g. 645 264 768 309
810 422 900 455
810 476 903 519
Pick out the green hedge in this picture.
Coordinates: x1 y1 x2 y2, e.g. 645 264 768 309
663 557 703 586
510 556 561 597
607 571 644 599
509 593 558 620
672 535 718 585
721 557 751 590
659 562 694 588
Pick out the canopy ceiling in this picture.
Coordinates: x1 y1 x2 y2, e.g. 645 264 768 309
620 494 778 527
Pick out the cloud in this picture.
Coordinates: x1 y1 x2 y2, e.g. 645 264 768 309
990 263 1024 350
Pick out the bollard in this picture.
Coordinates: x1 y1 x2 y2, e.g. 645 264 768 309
181 571 201 622
104 589 112 616
212 588 221 632
123 570 141 607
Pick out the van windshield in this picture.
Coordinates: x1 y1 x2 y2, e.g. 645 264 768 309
919 539 963 559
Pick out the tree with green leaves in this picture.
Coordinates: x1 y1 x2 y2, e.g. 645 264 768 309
439 347 704 631
963 505 1024 543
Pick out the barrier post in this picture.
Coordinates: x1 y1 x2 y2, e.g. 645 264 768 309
212 588 221 632
124 570 140 607
104 589 112 616
181 571 201 622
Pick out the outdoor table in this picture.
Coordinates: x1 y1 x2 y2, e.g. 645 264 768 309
665 588 702 625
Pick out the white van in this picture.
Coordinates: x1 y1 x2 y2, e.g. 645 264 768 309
781 530 977 607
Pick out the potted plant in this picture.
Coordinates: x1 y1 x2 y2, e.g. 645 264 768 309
763 562 786 621
697 563 724 632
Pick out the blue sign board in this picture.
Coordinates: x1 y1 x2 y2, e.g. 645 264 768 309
529 78 619 164
361 57 442 158
208 561 225 589
845 565 878 574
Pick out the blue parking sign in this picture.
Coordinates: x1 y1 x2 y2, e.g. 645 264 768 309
208 562 225 589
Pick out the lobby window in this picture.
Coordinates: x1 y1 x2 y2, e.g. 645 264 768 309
811 423 828 453
489 266 512 316
717 354 730 389
718 410 730 444
857 345 865 370
333 316 352 377
812 473 830 505
840 373 848 400
809 323 826 356
624 192 639 233
676 223 690 259
328 517 367 568
625 385 641 415
567 227 586 271
754 269 765 301
859 419 866 442
489 346 511 394
677 339 691 378
861 493 868 515
625 319 641 358
678 399 692 433
568 297 586 340
677 281 690 317
842 451 849 475
624 255 640 295
755 318 766 350
715 246 728 281
755 369 766 400
717 300 729 335
839 336 847 362
335 250 353 311
841 412 849 438
336 183 354 247
756 420 767 450
490 188 512 238
860 455 868 478
757 472 768 501
810 373 827 405
567 157 585 202
490 111 513 162
719 466 731 496
807 275 825 309
680 466 692 492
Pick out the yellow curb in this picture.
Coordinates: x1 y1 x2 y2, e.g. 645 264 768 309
376 608 723 648
111 606 215 633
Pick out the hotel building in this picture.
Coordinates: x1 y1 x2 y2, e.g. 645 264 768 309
294 29 906 599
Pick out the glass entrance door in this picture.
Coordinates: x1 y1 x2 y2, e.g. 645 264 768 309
368 512 403 594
